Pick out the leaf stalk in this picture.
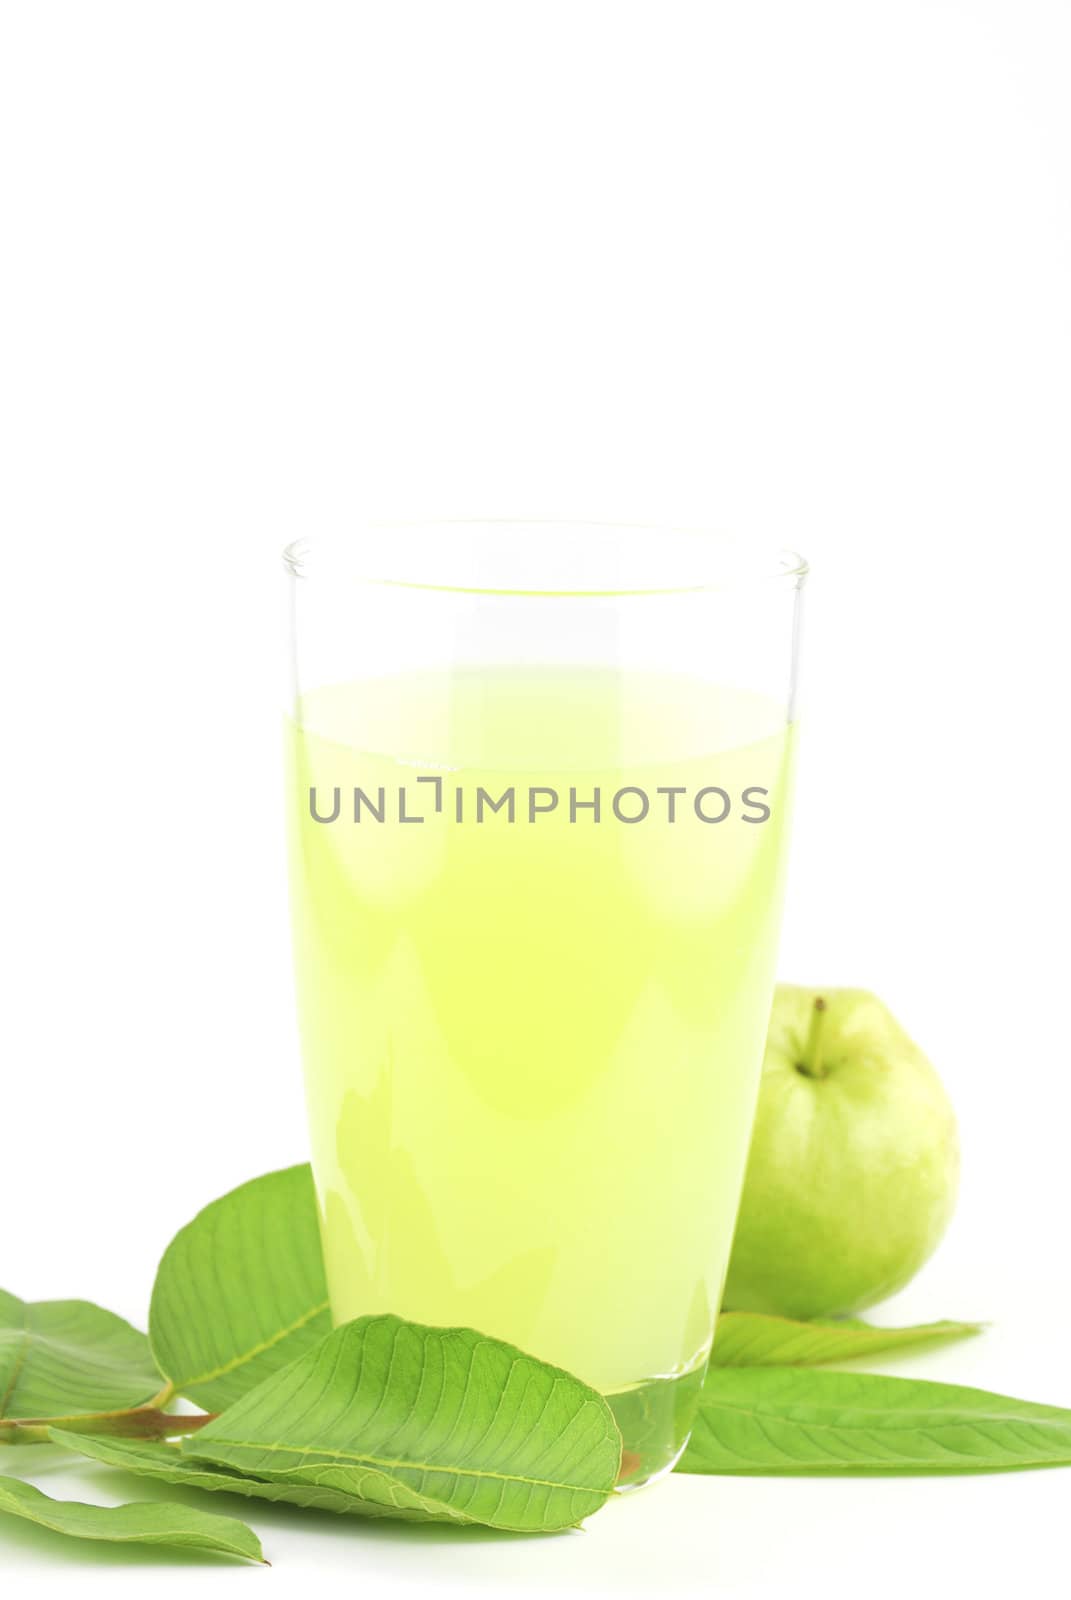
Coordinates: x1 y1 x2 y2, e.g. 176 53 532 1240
0 1403 215 1446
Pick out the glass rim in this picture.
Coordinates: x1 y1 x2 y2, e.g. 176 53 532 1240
282 522 808 598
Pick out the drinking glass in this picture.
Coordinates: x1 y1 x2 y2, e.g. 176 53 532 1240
283 523 806 1486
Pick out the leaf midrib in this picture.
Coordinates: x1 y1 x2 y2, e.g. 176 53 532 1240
715 1316 971 1357
0 1330 148 1374
700 1394 1071 1442
0 1302 30 1420
195 1434 607 1493
175 1299 330 1389
0 1474 263 1559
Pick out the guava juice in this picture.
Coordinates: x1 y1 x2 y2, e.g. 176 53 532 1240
287 667 795 1480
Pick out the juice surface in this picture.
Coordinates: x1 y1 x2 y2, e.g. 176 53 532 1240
287 668 795 1398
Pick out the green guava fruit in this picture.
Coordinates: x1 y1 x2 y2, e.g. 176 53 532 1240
723 985 960 1319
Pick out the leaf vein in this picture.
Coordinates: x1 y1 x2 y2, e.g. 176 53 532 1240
178 1298 330 1390
199 1436 606 1493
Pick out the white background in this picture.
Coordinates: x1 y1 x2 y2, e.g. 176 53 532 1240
1 1 1069 1594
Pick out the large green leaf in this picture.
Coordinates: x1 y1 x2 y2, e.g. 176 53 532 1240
0 1473 264 1562
149 1165 331 1410
678 1367 1071 1475
50 1431 410 1519
0 1288 161 1423
184 1314 622 1531
711 1312 983 1368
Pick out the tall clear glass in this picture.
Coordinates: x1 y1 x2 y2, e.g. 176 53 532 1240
283 523 806 1487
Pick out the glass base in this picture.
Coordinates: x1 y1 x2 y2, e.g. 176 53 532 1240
607 1361 708 1491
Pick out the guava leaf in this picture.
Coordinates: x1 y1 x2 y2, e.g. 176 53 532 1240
711 1312 983 1367
0 1288 161 1422
0 1473 264 1562
183 1314 622 1531
678 1368 1071 1474
49 1431 420 1520
149 1164 330 1410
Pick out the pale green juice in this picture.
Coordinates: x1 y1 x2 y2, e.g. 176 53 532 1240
287 668 795 1480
